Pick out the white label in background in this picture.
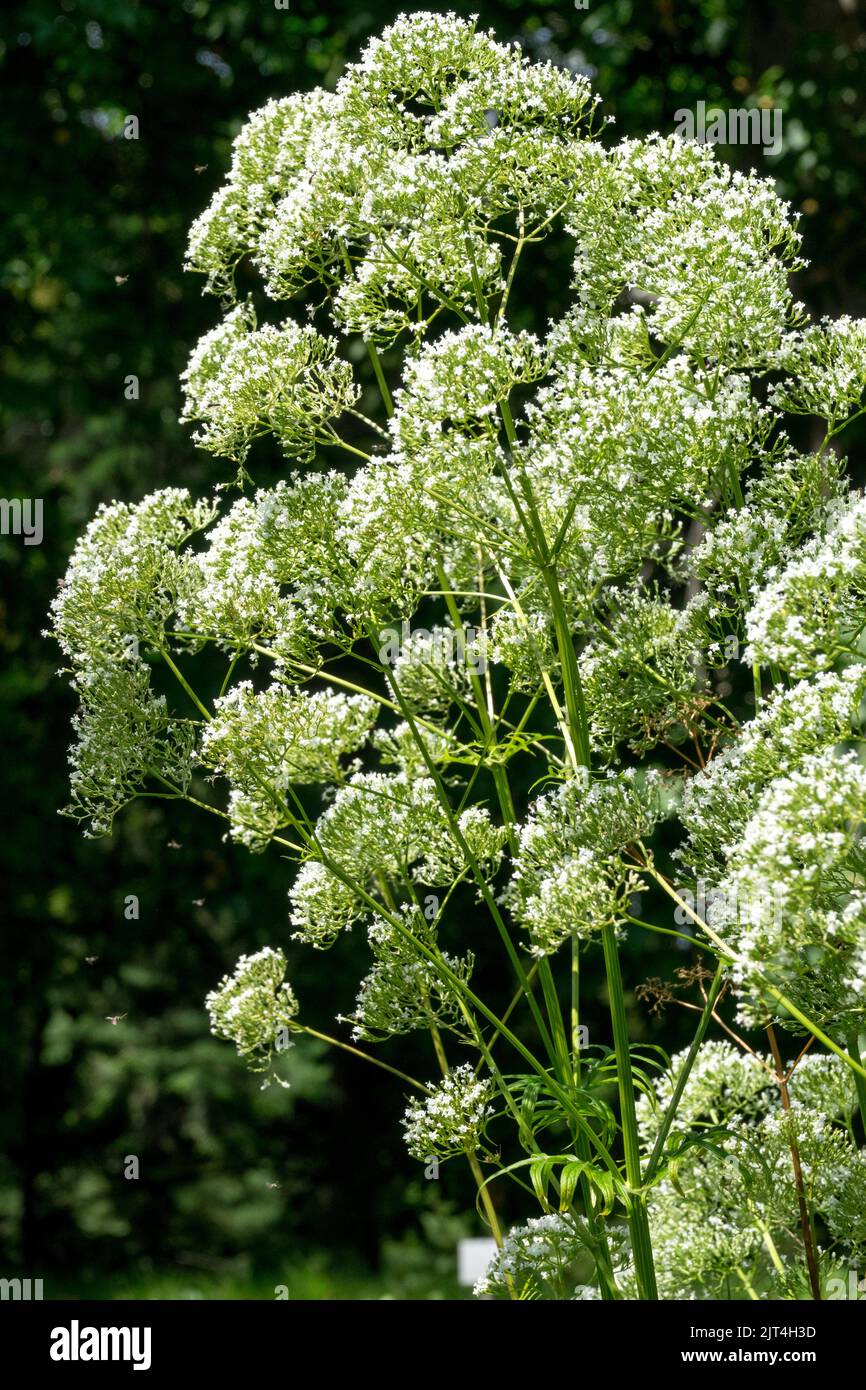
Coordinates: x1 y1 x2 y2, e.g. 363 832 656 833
457 1237 498 1287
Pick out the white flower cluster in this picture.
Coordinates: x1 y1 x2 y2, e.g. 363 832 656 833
418 806 507 886
184 91 336 295
578 591 706 756
715 750 866 1030
691 444 846 606
786 1052 858 1119
398 324 547 432
176 493 298 655
745 491 866 676
205 947 299 1087
50 488 216 674
639 1042 866 1299
473 1213 632 1301
64 662 197 837
679 666 866 880
525 319 767 590
390 624 472 716
565 133 804 366
484 604 555 694
348 912 474 1043
188 13 597 342
636 1040 774 1149
180 301 358 467
678 667 866 1029
288 772 502 946
331 325 536 621
49 488 217 834
402 1063 495 1159
507 770 666 955
770 316 866 423
200 683 376 849
176 472 352 654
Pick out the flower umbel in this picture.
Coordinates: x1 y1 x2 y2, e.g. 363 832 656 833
206 947 299 1088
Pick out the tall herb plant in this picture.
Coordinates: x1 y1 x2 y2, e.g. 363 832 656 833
50 13 866 1300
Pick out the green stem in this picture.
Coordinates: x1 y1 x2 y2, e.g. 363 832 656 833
571 937 582 1091
295 1024 429 1093
766 1024 821 1301
625 914 709 954
467 1149 509 1257
160 648 211 720
366 342 393 417
569 936 619 1300
321 433 371 463
758 1218 785 1276
601 922 658 1300
495 401 656 1295
847 1029 866 1136
376 634 560 1070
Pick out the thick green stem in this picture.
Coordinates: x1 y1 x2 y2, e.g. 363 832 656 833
601 922 658 1300
508 452 657 1294
436 558 619 1296
847 1029 866 1136
160 648 211 721
497 396 657 1295
467 1149 509 1255
366 342 393 417
570 936 620 1300
543 568 592 769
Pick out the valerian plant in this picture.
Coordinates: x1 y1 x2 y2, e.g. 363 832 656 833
49 13 866 1300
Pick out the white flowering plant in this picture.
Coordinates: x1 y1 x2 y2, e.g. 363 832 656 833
50 13 866 1300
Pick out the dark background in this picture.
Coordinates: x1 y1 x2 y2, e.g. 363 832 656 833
2 0 865 1298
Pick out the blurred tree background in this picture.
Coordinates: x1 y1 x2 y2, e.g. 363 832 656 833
1 0 865 1298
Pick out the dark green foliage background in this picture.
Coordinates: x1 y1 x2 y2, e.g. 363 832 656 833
1 0 864 1296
